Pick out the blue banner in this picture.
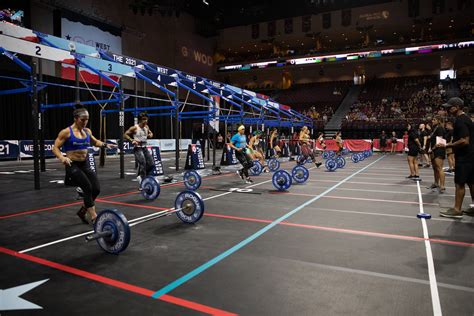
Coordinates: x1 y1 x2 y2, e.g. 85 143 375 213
185 144 205 170
147 146 164 176
220 144 238 165
19 140 55 158
0 140 20 160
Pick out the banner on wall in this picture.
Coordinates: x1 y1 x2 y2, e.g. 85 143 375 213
0 140 20 160
60 13 122 85
19 140 56 158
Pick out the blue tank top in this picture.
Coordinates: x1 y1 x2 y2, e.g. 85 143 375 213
63 127 91 152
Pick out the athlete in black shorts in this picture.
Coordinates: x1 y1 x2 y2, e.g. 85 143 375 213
438 98 474 218
405 123 423 180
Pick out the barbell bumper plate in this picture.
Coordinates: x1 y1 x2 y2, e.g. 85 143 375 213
272 170 292 191
336 156 346 169
175 190 205 223
250 160 263 176
292 165 309 184
183 170 202 191
322 152 329 159
351 154 359 163
267 158 280 172
93 209 130 254
325 159 337 172
141 176 160 200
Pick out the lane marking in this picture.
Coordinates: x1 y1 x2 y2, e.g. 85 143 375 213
0 247 236 315
150 156 386 298
416 180 442 316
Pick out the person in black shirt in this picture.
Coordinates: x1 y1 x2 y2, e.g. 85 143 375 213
406 123 423 180
420 123 431 168
444 121 455 173
427 116 446 192
379 130 387 153
438 97 474 218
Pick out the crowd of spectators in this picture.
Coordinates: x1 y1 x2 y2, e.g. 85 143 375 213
459 78 474 111
345 77 447 123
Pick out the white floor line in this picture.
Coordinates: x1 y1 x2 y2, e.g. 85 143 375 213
307 179 456 190
416 180 442 316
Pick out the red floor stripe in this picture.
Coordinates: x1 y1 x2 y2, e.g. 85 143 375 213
0 201 83 220
204 213 474 247
96 199 169 211
0 246 236 315
0 172 235 220
205 213 273 224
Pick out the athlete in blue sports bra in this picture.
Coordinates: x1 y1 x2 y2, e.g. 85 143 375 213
52 108 116 224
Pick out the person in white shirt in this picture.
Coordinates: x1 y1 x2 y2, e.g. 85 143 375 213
124 112 154 184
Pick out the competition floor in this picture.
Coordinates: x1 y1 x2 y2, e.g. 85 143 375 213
1 152 473 315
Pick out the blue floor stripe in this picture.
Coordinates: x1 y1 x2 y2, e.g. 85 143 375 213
151 155 385 299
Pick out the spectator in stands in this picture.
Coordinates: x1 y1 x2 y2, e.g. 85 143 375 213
427 116 446 193
438 97 474 218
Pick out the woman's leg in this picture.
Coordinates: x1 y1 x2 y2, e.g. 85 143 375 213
134 148 147 179
435 157 445 190
448 154 455 171
407 155 415 176
68 163 97 222
431 158 439 186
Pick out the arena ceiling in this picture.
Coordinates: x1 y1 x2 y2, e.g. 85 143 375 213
129 0 394 36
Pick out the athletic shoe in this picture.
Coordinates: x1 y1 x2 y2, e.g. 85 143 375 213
245 178 254 184
426 183 438 189
412 176 422 181
76 206 88 225
438 187 446 194
315 162 322 168
440 208 463 219
462 207 474 216
263 169 270 173
84 211 97 225
236 170 244 180
406 175 415 179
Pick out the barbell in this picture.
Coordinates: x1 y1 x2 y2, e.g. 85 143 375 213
272 165 309 191
85 190 205 254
